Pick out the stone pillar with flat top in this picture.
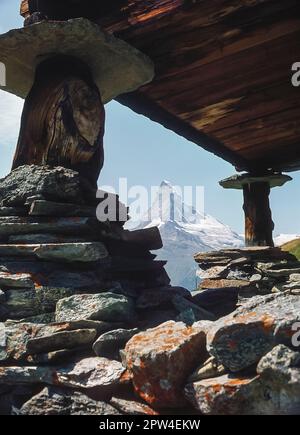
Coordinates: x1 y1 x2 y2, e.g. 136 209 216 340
219 173 292 247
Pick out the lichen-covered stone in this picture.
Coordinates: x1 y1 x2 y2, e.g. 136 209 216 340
26 329 97 354
0 216 97 238
257 345 300 414
0 357 125 390
0 165 88 207
3 287 76 319
56 292 135 323
18 386 121 415
124 320 209 408
93 328 138 359
207 293 300 372
0 272 33 289
0 242 108 263
185 374 263 415
185 345 300 415
29 200 96 217
0 320 121 362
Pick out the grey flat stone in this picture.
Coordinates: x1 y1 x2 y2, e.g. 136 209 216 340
0 357 125 390
219 173 292 190
0 272 33 289
19 386 121 415
207 293 300 372
0 165 90 207
0 216 97 237
93 328 138 358
27 347 89 365
26 329 97 354
0 242 108 263
55 292 135 323
3 287 76 320
29 200 96 217
0 320 124 363
197 266 229 280
0 18 154 103
8 234 89 244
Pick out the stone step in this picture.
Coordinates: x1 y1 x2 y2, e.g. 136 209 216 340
2 287 76 320
0 271 34 289
0 261 104 290
0 216 99 238
0 357 125 391
0 242 108 263
26 328 97 354
121 228 163 251
29 200 96 217
8 233 93 244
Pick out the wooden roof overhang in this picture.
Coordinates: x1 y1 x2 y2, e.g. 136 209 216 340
22 1 300 173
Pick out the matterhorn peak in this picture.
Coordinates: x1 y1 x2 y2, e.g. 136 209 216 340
127 181 243 290
160 180 173 189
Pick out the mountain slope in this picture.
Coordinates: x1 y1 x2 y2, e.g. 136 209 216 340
281 238 300 260
127 181 244 290
274 234 300 247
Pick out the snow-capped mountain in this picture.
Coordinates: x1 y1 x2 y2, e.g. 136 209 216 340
127 181 244 290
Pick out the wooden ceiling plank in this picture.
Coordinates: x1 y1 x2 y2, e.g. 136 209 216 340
116 91 249 170
141 30 300 104
215 105 300 149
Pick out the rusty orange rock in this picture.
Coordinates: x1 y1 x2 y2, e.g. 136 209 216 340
185 374 262 415
124 320 210 409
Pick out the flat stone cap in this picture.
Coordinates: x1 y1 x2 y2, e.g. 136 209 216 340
219 173 292 190
0 18 154 103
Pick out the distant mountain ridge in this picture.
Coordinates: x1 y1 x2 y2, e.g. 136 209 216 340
127 181 244 290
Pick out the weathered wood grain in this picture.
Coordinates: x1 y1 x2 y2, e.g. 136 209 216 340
13 56 105 187
243 182 274 247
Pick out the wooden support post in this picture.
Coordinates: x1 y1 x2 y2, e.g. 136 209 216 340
219 172 292 248
13 55 105 188
242 182 274 247
20 1 30 18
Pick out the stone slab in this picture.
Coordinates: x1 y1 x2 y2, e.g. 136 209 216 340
0 18 154 103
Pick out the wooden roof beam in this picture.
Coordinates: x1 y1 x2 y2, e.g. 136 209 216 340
117 91 249 171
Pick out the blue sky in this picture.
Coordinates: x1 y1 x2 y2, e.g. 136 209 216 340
0 0 300 235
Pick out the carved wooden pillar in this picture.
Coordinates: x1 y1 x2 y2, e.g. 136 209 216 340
242 182 274 247
13 55 105 188
220 173 292 247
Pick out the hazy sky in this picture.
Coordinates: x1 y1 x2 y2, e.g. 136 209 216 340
1 0 300 235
